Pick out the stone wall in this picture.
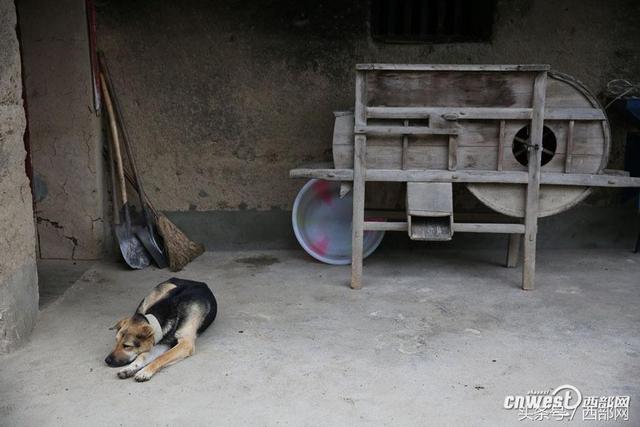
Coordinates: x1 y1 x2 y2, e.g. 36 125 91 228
0 0 38 353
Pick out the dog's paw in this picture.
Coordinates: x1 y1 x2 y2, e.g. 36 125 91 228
134 369 153 382
117 369 134 379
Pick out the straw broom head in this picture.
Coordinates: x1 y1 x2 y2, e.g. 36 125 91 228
156 212 204 271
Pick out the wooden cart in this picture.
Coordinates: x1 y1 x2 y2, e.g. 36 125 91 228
290 64 640 290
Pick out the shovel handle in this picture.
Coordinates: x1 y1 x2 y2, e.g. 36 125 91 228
107 130 121 224
99 53 151 224
123 168 160 218
100 72 129 207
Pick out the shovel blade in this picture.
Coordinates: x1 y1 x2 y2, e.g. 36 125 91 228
115 224 151 269
136 226 168 269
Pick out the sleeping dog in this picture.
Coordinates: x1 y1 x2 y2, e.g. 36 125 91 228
105 278 217 382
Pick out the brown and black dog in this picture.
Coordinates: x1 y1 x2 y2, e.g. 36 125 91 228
105 278 217 382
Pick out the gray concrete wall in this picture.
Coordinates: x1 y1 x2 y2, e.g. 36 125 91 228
18 0 105 260
96 0 640 249
0 0 39 353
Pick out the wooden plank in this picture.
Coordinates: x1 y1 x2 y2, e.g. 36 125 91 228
354 125 458 136
402 120 409 170
398 142 449 170
367 71 536 108
410 217 453 241
365 107 605 121
364 169 530 183
500 152 603 174
289 167 640 187
351 134 366 290
365 210 521 223
523 71 547 290
497 120 506 171
406 182 453 216
544 108 605 120
602 169 630 176
363 221 524 234
453 223 525 234
540 172 640 187
356 64 550 72
290 168 353 180
367 107 532 120
364 221 407 231
355 71 366 127
332 111 355 169
448 134 458 171
565 120 575 173
506 234 521 267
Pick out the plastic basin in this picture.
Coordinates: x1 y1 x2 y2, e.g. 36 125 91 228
292 179 385 265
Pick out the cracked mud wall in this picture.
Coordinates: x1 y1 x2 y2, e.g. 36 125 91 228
17 0 105 260
97 0 640 213
94 0 640 249
0 0 38 353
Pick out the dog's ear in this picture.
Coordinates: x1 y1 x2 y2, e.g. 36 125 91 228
109 317 128 331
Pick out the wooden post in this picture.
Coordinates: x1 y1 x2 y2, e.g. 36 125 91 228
448 134 458 171
497 119 506 171
351 134 366 289
402 119 409 170
351 70 367 289
522 72 547 290
564 120 575 173
506 234 521 267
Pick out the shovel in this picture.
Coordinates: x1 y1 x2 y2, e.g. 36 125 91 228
99 53 168 269
101 72 151 269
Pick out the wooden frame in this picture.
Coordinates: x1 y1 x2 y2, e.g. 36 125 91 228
290 64 640 290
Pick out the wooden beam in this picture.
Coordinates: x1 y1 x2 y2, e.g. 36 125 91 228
365 107 605 121
363 221 525 234
354 125 458 136
545 108 605 121
364 221 407 231
356 64 550 72
289 168 353 180
367 107 533 120
453 223 525 234
289 167 640 188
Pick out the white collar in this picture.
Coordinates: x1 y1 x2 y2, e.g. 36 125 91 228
144 314 163 344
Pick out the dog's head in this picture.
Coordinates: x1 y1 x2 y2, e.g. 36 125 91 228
105 313 155 367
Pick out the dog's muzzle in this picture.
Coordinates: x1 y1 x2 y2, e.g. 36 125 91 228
105 354 131 367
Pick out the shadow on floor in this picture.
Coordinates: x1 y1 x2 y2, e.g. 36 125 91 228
37 260 94 308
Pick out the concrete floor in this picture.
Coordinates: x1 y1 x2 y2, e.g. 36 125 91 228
37 260 94 308
1 248 638 426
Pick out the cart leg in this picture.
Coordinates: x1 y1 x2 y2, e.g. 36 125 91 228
522 71 547 290
351 134 366 289
522 225 537 290
506 234 521 268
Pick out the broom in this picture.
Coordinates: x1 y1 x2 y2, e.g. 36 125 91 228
99 51 205 271
122 165 204 271
156 211 205 272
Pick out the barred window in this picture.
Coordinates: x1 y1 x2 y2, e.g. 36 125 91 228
371 0 495 43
